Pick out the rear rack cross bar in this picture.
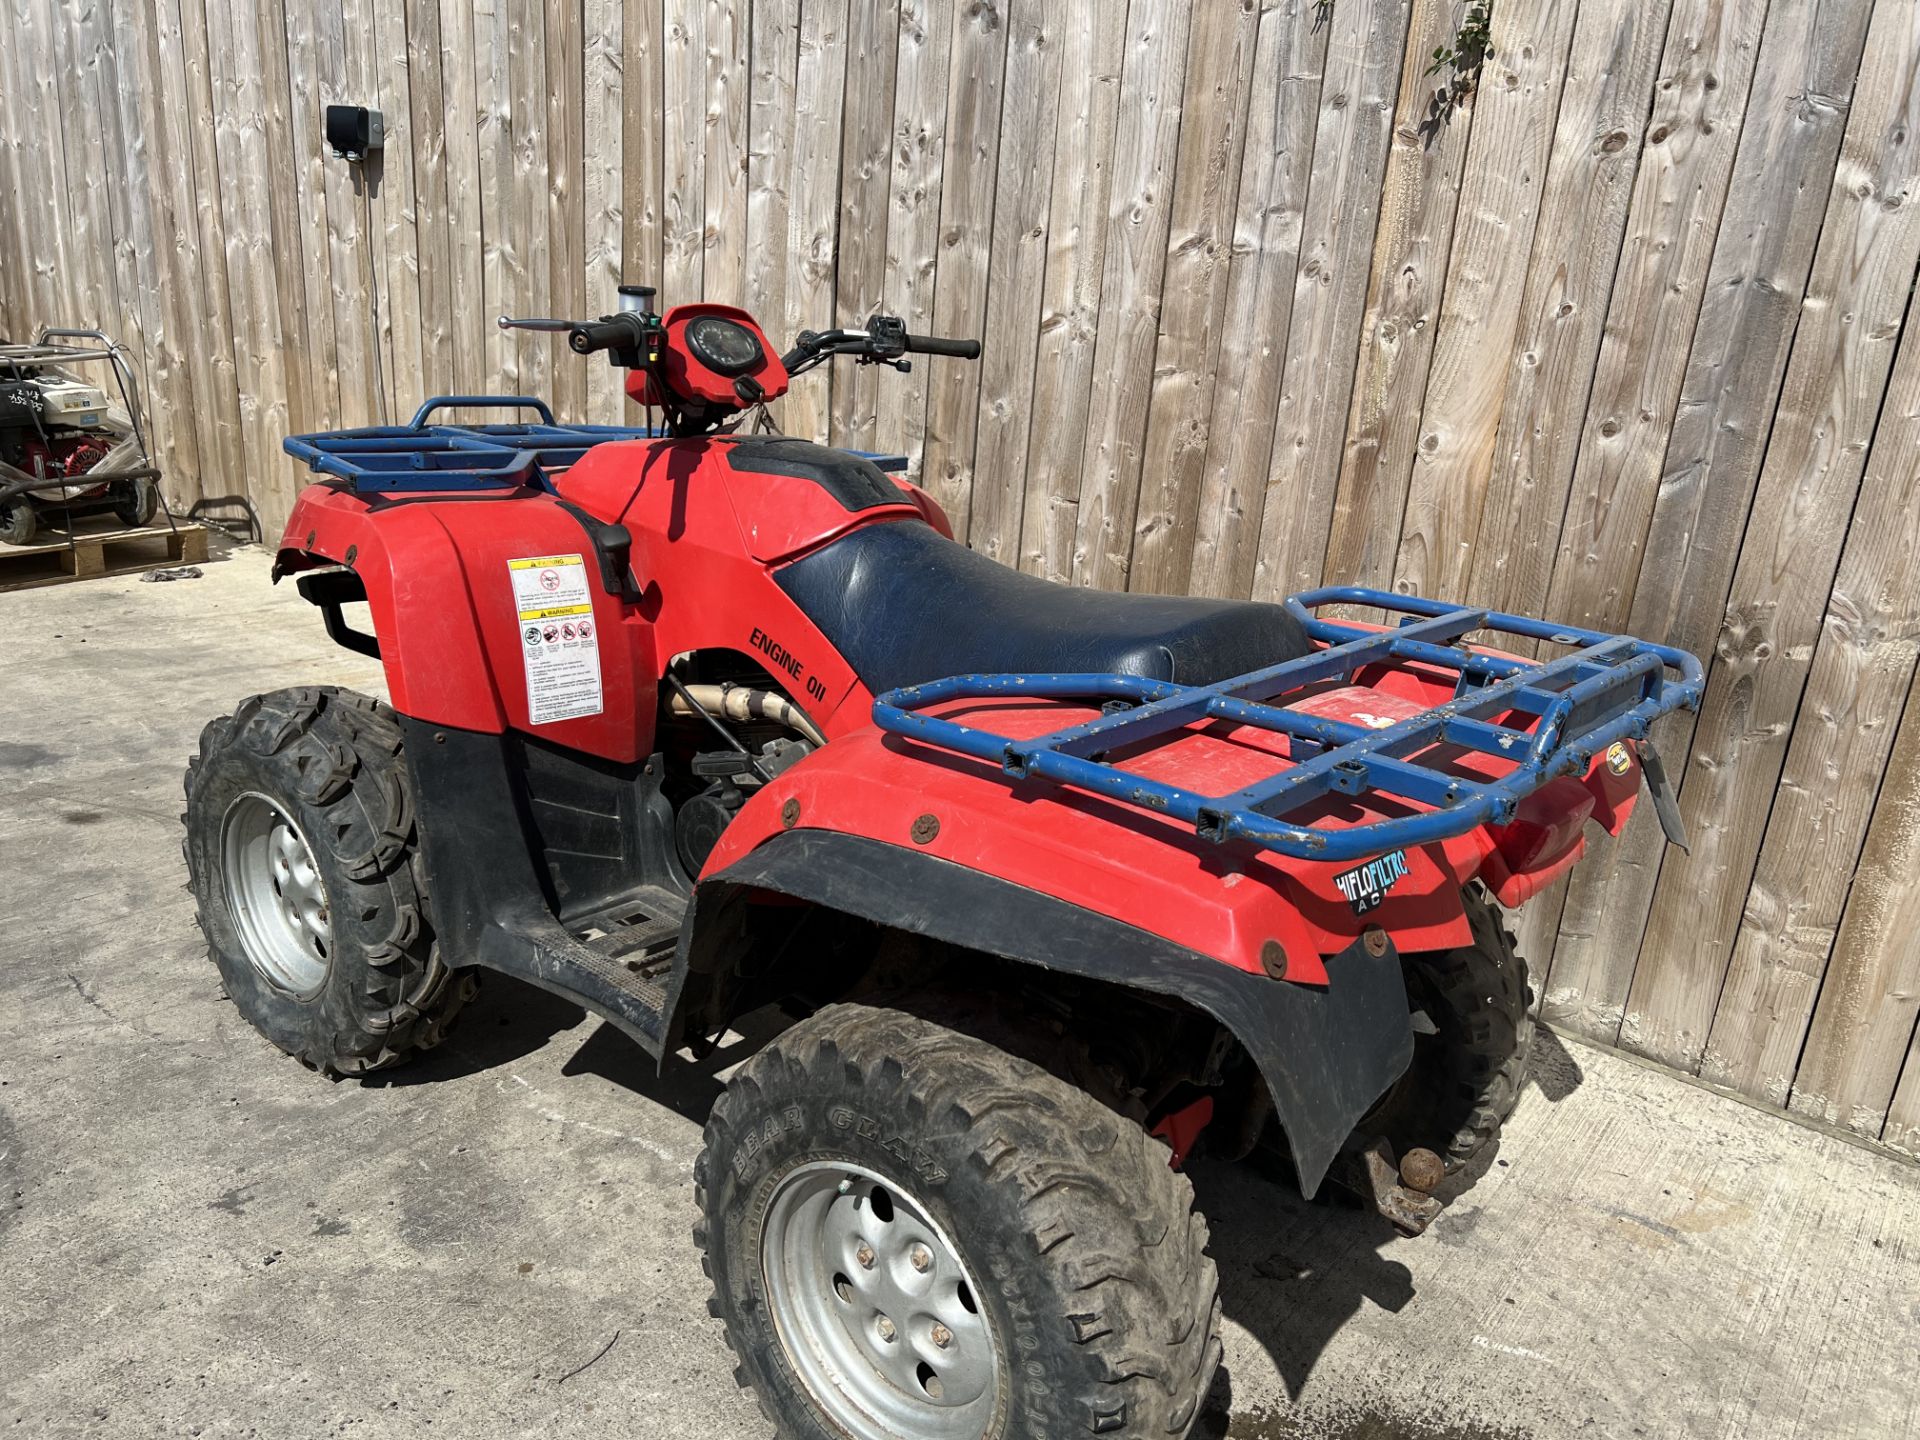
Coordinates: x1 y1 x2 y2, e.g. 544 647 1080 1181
871 587 1704 863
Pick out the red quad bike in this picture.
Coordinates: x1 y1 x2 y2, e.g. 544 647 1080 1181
183 285 1702 1439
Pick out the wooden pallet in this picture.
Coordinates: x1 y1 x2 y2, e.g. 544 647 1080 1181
0 518 210 593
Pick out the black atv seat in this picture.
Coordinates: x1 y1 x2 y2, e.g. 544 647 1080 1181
775 519 1315 695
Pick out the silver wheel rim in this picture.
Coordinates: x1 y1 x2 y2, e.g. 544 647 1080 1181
220 792 333 997
760 1162 999 1440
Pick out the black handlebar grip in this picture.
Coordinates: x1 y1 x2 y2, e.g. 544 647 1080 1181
569 317 632 355
904 333 981 359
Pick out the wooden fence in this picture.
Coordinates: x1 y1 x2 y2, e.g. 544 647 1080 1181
3 0 1919 1151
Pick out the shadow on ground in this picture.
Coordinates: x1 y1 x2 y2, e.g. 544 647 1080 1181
1185 1018 1587 1438
363 973 588 1087
382 972 1589 1438
373 971 798 1127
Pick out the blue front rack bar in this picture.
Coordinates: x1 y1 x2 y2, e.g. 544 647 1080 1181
871 587 1705 863
283 394 908 491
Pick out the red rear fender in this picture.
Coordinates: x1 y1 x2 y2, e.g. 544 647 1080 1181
702 720 1470 983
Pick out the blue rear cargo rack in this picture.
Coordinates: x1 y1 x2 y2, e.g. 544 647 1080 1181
871 587 1705 863
284 394 908 492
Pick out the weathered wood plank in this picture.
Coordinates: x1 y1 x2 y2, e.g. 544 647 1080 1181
917 0 1009 541
1391 0 1576 605
1068 0 1194 589
777 0 850 442
871 0 954 473
371 0 427 427
90 0 144 366
1460 0 1671 622
964 0 1061 564
1186 0 1328 599
508 0 552 400
50 0 118 330
702 0 751 304
0 21 25 330
0 30 25 332
131 0 211 498
475 0 516 390
1702 298 1920 1102
1782 662 1920 1141
6 1 47 324
1322 0 1480 592
1882 956 1920 1155
281 0 342 431
1016 0 1126 580
440 0 487 395
662 0 708 305
1623 0 1920 1072
95 0 166 488
621 0 665 321
207 0 295 525
162 0 246 498
1543 0 1767 636
341 0 399 420
828 0 900 448
583 0 626 421
319 0 383 425
1541 0 1875 1041
1248 0 1410 603
11 0 73 327
408 0 456 404
254 0 318 465
745 0 801 353
1116 0 1265 596
547 0 587 421
111 0 211 504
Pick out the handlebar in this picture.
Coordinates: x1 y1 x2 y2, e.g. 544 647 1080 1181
782 315 981 374
905 333 980 359
568 315 646 355
501 307 977 375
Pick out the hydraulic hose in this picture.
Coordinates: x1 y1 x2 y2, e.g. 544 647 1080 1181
669 683 828 748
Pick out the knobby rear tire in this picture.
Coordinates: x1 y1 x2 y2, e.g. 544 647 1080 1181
1368 886 1534 1172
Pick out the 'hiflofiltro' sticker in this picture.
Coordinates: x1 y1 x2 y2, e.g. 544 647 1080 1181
1332 848 1410 915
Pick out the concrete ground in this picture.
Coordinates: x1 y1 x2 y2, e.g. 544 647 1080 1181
2 542 1917 1440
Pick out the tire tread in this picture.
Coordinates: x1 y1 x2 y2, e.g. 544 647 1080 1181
696 999 1222 1437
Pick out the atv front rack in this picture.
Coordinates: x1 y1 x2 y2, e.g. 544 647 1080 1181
285 394 909 492
284 397 658 492
871 588 1705 863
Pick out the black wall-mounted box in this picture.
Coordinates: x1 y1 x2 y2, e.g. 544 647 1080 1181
325 105 384 161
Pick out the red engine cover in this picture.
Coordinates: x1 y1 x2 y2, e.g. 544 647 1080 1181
25 434 112 479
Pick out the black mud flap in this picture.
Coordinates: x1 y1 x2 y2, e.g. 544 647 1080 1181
680 830 1413 1197
403 720 686 1052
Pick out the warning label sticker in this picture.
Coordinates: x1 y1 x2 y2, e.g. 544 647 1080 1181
508 554 604 725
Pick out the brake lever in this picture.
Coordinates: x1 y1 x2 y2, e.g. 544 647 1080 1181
497 316 574 333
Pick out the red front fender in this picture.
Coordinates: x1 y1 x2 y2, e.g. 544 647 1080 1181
275 484 652 760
